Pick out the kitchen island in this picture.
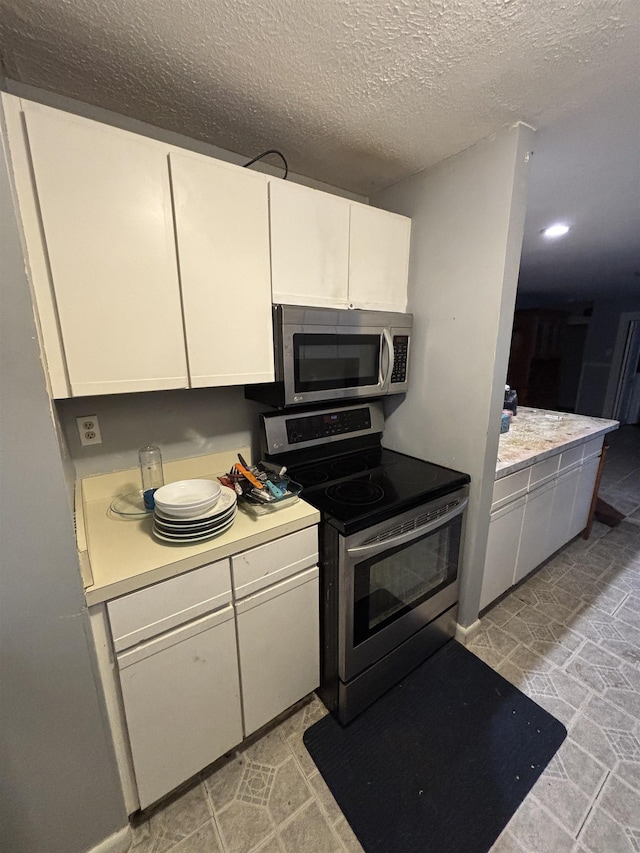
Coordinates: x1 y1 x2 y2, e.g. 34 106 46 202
480 407 618 611
496 407 618 478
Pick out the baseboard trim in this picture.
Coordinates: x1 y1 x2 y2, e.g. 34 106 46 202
455 619 482 645
86 825 132 853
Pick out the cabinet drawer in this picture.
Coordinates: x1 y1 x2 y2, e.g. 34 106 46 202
231 526 318 599
559 444 584 472
492 468 530 511
529 454 560 488
108 559 231 652
582 436 604 462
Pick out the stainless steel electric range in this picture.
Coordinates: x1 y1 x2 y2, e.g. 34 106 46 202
260 401 470 726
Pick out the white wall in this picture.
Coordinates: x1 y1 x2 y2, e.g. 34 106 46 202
372 123 535 627
56 386 267 479
0 109 127 853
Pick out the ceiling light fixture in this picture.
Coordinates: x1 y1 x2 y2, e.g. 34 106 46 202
542 223 570 238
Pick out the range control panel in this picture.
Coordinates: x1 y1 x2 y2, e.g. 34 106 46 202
286 407 372 445
261 401 385 455
390 335 409 384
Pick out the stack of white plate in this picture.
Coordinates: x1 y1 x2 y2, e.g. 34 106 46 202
152 479 237 543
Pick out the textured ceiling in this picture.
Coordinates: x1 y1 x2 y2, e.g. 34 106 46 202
0 0 639 297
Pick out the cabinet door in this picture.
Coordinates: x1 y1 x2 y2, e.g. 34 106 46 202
170 151 274 386
269 179 350 308
514 480 555 584
348 203 410 312
547 467 581 556
480 497 525 611
569 456 601 540
235 567 319 737
117 607 242 809
23 103 188 396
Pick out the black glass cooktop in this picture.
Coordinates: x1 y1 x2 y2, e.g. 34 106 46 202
285 446 470 535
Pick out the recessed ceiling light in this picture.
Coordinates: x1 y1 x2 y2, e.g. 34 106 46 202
542 223 570 238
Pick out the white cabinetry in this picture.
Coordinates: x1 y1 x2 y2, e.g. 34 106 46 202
170 150 274 387
348 203 410 312
269 179 350 308
118 608 241 809
570 456 601 541
547 466 581 556
4 95 275 397
479 496 525 611
269 179 410 312
481 436 605 611
107 560 242 809
232 527 319 735
102 526 319 810
514 480 555 584
22 101 188 397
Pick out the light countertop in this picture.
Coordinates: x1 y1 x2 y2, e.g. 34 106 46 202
496 407 618 479
79 448 320 606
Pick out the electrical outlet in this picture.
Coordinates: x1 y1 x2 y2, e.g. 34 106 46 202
76 415 102 446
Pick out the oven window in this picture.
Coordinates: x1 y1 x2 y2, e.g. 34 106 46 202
293 333 380 392
352 516 462 647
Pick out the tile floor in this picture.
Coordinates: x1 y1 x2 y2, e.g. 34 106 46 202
129 426 640 853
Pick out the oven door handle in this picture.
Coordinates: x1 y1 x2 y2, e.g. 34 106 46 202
379 329 395 392
347 498 468 558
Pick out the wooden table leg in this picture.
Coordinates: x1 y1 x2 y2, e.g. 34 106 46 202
583 440 608 539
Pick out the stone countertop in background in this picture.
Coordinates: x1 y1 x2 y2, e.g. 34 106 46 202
496 407 619 479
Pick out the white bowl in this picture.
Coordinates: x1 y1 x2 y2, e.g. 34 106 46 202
153 479 222 516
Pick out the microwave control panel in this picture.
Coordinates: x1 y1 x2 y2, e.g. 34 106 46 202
286 407 372 444
390 335 409 384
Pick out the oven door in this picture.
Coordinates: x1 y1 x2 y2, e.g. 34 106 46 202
338 490 467 682
281 322 394 406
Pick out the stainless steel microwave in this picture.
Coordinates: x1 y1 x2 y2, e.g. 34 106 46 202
245 304 412 408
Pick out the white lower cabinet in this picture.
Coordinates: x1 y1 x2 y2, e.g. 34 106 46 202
479 496 525 611
232 526 320 736
546 466 581 556
569 456 601 540
236 567 320 736
105 526 319 811
117 607 242 810
481 437 605 612
514 480 555 584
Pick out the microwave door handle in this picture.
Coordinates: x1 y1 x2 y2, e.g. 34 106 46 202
347 498 468 559
380 329 395 391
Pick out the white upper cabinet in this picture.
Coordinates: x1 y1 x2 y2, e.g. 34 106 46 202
269 178 350 308
269 178 411 313
170 150 274 387
23 102 188 397
348 202 411 312
4 95 276 397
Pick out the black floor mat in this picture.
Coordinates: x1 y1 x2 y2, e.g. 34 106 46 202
304 640 566 853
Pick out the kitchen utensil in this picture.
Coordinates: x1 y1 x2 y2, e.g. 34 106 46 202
265 479 285 498
234 462 263 489
259 460 287 478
